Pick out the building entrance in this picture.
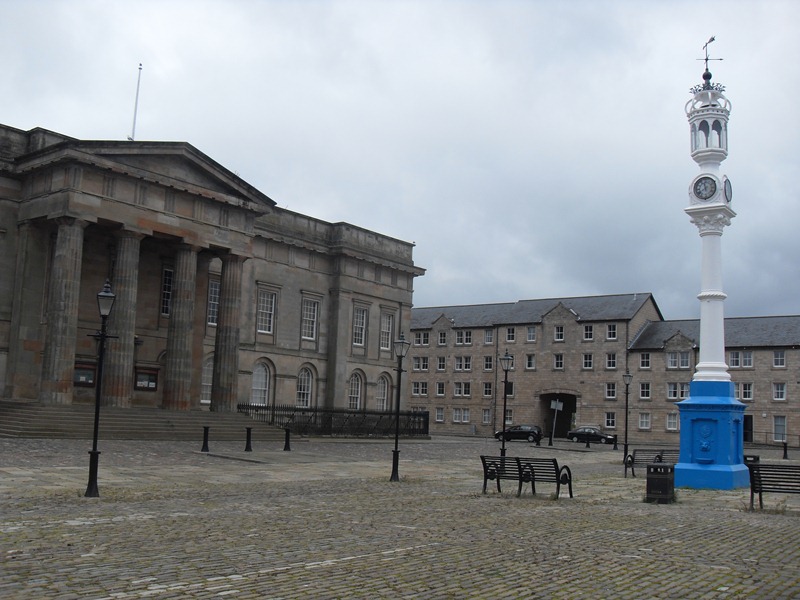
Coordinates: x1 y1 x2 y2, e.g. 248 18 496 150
540 393 577 439
744 414 753 443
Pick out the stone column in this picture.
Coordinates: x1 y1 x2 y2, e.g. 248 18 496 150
104 231 144 407
211 253 244 412
39 218 87 405
162 245 198 411
5 222 33 399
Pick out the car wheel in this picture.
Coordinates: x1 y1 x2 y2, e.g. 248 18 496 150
571 436 578 442
600 438 607 444
527 435 536 443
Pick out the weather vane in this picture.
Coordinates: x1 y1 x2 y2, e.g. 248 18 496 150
698 36 723 72
691 36 725 93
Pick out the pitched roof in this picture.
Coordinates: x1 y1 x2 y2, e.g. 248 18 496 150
411 293 660 329
630 316 800 350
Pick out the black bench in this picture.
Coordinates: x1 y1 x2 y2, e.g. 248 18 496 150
518 456 573 499
747 463 800 510
480 455 573 498
624 448 680 478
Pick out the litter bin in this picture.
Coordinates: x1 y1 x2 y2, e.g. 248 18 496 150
645 463 674 504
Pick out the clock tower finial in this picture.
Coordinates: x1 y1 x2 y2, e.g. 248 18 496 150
686 37 730 174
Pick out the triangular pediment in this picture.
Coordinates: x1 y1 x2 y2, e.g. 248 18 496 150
110 153 238 195
84 142 276 209
6 128 275 210
664 331 696 350
432 314 455 330
542 302 579 322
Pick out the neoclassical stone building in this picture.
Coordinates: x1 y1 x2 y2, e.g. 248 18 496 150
409 295 799 446
0 124 424 413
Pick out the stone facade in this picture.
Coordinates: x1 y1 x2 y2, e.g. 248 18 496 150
629 317 800 446
0 124 424 413
410 297 800 446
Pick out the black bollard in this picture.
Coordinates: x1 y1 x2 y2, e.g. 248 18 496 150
201 426 209 452
536 436 541 447
613 434 618 451
283 427 291 452
585 437 591 449
784 442 789 460
245 427 253 452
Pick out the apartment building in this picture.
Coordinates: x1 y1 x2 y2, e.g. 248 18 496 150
409 295 799 445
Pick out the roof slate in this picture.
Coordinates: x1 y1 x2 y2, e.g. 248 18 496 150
412 294 800 350
411 293 659 329
630 316 800 349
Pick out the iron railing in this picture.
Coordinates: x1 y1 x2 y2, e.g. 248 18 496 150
237 403 430 438
745 429 799 448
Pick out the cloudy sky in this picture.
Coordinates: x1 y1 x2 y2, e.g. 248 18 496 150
3 0 798 320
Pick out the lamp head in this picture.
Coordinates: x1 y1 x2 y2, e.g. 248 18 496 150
394 333 411 359
623 370 633 386
97 279 116 318
498 350 513 373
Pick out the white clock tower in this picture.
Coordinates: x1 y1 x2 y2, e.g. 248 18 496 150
685 47 735 381
674 39 749 490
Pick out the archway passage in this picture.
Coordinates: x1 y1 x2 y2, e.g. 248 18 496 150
540 393 577 439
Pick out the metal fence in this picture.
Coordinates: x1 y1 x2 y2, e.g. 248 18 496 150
237 403 430 438
746 429 799 448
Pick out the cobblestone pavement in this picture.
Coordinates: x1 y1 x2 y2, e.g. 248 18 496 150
1 436 799 599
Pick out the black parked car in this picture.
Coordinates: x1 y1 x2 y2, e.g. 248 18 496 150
494 424 543 443
566 426 615 444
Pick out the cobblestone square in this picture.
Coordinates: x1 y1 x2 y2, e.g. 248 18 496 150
1 437 799 598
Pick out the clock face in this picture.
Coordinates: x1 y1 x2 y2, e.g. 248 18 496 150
693 176 717 200
724 178 732 203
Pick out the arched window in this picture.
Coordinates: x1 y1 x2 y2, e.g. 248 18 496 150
200 356 214 405
251 363 270 405
296 368 312 408
698 121 710 149
711 120 723 148
348 373 362 410
376 376 390 411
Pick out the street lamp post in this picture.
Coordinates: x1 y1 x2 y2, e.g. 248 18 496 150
498 350 513 457
623 370 633 463
85 280 116 498
390 333 411 482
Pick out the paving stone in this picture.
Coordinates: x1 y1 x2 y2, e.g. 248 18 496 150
0 438 798 598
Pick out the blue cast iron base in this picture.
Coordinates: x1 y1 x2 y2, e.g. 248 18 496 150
673 462 750 490
673 380 750 490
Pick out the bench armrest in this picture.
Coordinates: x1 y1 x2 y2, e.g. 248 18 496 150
558 465 574 498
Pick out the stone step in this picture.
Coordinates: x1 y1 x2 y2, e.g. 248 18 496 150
0 401 286 441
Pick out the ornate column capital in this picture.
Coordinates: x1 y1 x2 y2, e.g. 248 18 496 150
690 212 732 234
